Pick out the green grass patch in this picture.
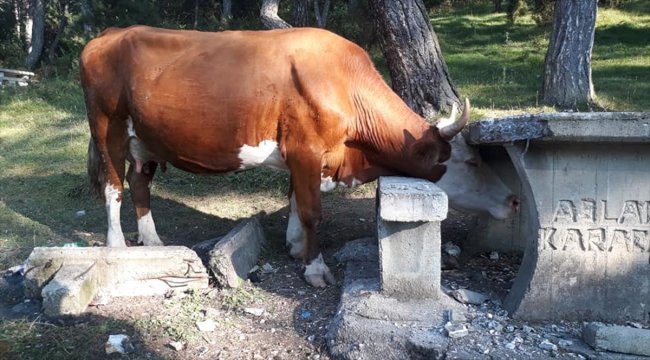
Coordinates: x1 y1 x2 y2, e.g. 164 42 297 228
436 0 650 115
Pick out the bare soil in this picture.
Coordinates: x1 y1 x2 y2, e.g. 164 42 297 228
0 192 526 360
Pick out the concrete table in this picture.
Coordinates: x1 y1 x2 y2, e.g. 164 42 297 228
466 112 650 322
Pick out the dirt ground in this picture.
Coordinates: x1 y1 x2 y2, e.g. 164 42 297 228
0 191 525 360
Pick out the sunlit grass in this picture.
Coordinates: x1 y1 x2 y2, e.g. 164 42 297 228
436 0 650 115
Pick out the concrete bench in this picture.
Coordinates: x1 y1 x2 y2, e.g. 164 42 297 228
464 112 650 322
0 68 35 87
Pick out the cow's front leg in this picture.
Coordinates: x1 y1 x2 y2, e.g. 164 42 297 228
126 161 163 246
288 161 336 287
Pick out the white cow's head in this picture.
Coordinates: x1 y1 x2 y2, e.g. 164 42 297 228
435 104 519 220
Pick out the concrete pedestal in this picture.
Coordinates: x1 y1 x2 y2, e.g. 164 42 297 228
377 177 447 299
466 112 650 322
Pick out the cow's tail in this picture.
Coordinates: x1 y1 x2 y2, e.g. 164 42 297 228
87 137 105 200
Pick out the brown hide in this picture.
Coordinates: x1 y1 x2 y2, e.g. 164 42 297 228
81 26 455 286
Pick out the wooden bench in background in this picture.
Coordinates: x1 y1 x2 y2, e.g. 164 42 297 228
0 68 36 86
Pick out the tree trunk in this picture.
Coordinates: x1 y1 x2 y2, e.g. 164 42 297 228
221 0 232 28
48 1 69 65
13 0 22 39
292 0 309 27
193 0 199 29
494 0 503 12
542 0 597 109
369 0 460 119
24 0 33 51
260 0 291 29
24 0 45 70
80 0 93 38
313 0 330 28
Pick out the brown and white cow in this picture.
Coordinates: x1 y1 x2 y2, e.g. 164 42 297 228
80 26 467 287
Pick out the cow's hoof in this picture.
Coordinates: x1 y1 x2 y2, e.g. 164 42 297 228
303 253 336 287
140 236 164 246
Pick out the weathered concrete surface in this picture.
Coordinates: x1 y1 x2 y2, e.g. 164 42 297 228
327 238 464 360
465 113 650 322
583 323 650 357
466 112 650 144
24 246 208 315
41 264 99 316
377 177 447 300
209 218 266 288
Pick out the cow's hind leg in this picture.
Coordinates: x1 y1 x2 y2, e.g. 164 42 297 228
88 113 129 247
126 161 163 246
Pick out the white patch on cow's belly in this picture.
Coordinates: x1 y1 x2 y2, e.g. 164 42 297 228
238 140 288 171
320 176 363 192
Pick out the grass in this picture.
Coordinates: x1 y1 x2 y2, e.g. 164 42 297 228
434 1 650 117
0 2 648 358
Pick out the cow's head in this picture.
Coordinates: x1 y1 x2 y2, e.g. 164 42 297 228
436 135 520 220
404 98 470 182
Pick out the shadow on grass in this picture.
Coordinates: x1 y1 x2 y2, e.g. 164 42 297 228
0 313 165 360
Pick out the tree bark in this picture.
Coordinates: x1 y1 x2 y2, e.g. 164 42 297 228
494 0 503 12
369 0 460 119
260 0 291 29
313 0 330 28
292 0 309 27
221 0 232 28
193 0 199 29
48 0 69 65
24 0 45 69
542 0 597 109
13 0 22 39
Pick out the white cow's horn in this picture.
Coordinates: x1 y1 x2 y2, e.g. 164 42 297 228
439 98 470 141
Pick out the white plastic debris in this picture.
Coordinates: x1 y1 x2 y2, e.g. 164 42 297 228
105 334 134 354
489 251 499 260
169 341 184 351
196 319 217 332
244 307 265 317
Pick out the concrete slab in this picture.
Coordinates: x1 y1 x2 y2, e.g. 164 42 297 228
327 238 465 360
377 177 447 300
465 112 650 322
583 322 650 357
24 246 209 315
208 218 266 288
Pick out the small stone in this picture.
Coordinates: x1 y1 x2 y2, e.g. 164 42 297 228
489 251 499 260
75 210 86 217
505 340 517 350
261 263 274 273
244 307 265 317
487 320 503 332
522 325 534 333
442 242 461 257
307 335 315 342
504 325 515 333
451 289 489 305
105 334 134 354
196 319 217 332
539 339 558 351
445 322 469 338
169 341 184 351
558 339 573 347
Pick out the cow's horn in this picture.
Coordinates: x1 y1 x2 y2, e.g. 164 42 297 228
439 98 470 141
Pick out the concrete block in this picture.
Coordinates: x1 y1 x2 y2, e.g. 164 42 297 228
583 322 650 357
377 177 448 222
377 177 447 300
24 246 209 315
209 218 266 288
42 264 99 316
465 113 650 322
